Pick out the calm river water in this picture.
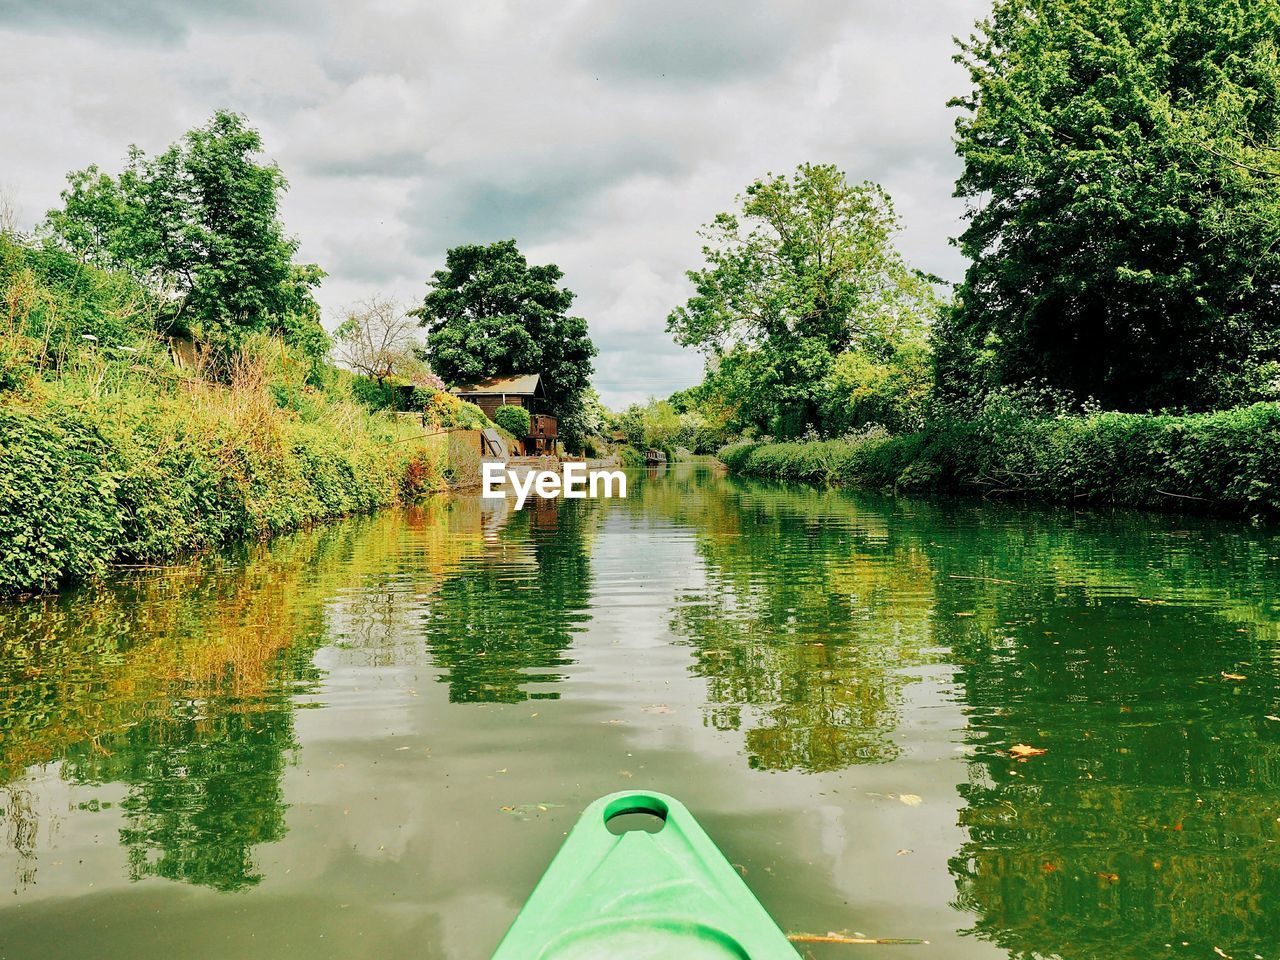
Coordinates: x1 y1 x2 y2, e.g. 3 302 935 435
2 465 1279 959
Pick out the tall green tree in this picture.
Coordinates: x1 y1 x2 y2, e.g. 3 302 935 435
948 0 1280 411
667 163 937 437
414 240 597 446
42 110 324 351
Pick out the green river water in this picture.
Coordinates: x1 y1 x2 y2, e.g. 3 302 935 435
1 464 1279 959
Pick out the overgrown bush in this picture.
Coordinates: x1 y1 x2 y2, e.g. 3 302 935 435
0 234 158 371
493 404 531 438
817 342 932 435
348 374 397 411
0 405 124 590
719 403 1280 516
420 390 490 431
0 311 449 595
617 445 646 468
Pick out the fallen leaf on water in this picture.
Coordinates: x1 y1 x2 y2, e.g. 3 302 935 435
499 803 563 820
896 848 913 856
898 794 923 807
1041 862 1059 873
1096 871 1119 883
1213 947 1232 959
1009 744 1048 759
1222 672 1247 681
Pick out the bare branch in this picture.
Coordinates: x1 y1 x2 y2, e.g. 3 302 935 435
332 295 424 383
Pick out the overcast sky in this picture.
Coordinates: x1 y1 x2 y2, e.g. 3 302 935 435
1 0 988 408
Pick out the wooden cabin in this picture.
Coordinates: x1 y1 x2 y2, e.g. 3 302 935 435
451 373 558 455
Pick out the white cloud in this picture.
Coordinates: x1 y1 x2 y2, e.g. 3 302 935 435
0 0 989 408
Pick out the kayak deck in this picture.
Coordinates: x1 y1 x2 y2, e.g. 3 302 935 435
492 791 800 959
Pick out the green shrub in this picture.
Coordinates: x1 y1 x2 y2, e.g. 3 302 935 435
718 403 1280 516
0 405 124 592
493 404 531 438
420 391 492 431
349 374 396 411
817 342 932 435
0 234 158 366
617 445 646 468
0 342 454 595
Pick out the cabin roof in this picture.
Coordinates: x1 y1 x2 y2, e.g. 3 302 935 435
450 373 543 397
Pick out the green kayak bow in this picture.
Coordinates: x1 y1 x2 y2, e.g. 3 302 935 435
492 791 801 959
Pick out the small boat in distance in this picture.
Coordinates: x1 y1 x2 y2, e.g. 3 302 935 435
492 791 800 959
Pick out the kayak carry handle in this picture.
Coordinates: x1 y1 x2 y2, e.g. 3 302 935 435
602 792 669 834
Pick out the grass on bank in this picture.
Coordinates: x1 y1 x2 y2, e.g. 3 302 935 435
0 233 483 596
719 401 1280 517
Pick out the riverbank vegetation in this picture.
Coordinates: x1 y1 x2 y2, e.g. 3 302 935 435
720 397 1280 516
0 232 454 596
665 0 1280 514
0 114 495 596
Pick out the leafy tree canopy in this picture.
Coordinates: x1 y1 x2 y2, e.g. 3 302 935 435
414 240 597 446
667 163 938 436
42 110 324 353
948 0 1280 411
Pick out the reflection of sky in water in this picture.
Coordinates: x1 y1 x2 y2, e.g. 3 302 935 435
1 464 1279 959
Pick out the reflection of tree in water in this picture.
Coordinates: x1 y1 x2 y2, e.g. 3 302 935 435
63 705 296 891
663 476 939 771
847 498 1280 959
657 468 1280 955
424 496 597 703
942 577 1280 957
0 517 385 891
1 787 39 889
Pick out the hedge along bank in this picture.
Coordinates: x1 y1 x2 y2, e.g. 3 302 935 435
716 402 1280 518
0 391 450 596
482 461 627 510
